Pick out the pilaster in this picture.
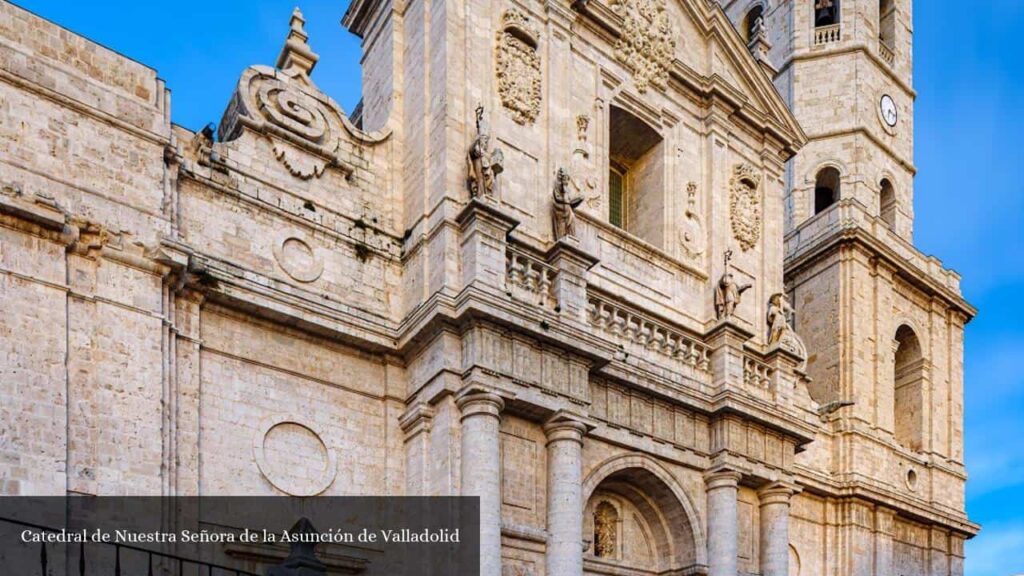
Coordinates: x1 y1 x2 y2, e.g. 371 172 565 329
544 237 599 324
457 198 520 294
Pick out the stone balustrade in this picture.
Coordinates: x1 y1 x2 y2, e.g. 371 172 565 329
814 24 841 46
785 199 963 294
506 247 558 310
744 355 775 390
879 40 895 65
587 295 712 375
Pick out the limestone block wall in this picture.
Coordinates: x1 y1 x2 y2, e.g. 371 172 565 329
194 307 404 496
351 0 799 339
0 1 171 496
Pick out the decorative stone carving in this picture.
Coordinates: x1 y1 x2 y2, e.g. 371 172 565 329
715 250 752 320
253 416 337 496
467 106 505 199
729 163 763 251
610 0 676 93
274 236 324 283
576 115 590 142
678 182 706 261
767 292 808 364
219 9 385 181
552 167 583 240
593 501 618 558
571 114 600 208
496 9 542 125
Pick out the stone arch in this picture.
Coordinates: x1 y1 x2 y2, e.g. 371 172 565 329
879 177 897 230
893 324 926 451
743 3 766 42
789 543 802 576
814 166 842 214
582 454 707 569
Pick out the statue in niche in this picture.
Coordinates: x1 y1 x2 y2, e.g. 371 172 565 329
593 501 618 558
715 249 752 320
467 105 504 199
552 167 584 240
678 181 706 261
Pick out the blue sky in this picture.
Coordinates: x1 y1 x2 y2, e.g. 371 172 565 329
12 1 1023 574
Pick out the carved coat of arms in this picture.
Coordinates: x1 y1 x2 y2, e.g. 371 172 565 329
610 0 677 93
496 9 542 125
729 164 763 251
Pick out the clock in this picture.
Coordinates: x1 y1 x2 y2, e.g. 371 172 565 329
879 94 898 128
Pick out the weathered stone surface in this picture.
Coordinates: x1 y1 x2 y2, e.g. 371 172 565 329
0 0 973 574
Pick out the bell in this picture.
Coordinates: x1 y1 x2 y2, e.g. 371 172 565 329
815 0 839 27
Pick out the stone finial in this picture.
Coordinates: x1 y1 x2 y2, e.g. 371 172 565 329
266 517 327 576
276 7 320 79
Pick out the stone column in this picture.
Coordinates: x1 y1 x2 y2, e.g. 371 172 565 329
705 470 742 576
544 418 588 576
759 484 795 576
457 391 505 576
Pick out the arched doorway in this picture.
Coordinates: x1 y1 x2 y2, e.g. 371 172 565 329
582 457 704 574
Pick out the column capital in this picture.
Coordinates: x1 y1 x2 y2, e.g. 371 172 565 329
704 469 743 491
398 402 436 437
543 413 592 445
456 389 505 420
758 483 798 507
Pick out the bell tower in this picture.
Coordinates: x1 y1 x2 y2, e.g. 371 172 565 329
719 0 977 573
723 0 916 237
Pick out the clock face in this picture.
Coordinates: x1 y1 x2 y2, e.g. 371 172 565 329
880 94 898 128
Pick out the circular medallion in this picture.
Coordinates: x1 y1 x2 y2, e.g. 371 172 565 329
253 417 337 496
273 236 324 283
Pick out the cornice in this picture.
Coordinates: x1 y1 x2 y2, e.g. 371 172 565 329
784 200 975 319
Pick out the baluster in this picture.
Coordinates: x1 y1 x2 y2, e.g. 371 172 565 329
115 545 121 576
538 268 552 307
40 541 47 576
148 553 153 576
79 541 85 576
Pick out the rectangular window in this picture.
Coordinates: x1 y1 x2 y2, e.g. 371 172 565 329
609 169 625 228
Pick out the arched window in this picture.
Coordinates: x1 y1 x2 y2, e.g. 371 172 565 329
894 325 925 452
879 0 896 49
814 167 841 214
814 0 840 27
879 178 896 230
744 5 765 43
593 501 619 558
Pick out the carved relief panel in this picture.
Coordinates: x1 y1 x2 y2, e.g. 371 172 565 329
730 164 763 251
496 9 542 125
610 0 677 93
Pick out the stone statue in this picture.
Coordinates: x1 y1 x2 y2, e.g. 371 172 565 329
552 167 584 240
766 292 808 364
715 250 752 320
467 105 504 199
767 292 795 345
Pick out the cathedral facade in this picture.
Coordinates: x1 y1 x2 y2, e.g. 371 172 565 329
0 0 976 574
